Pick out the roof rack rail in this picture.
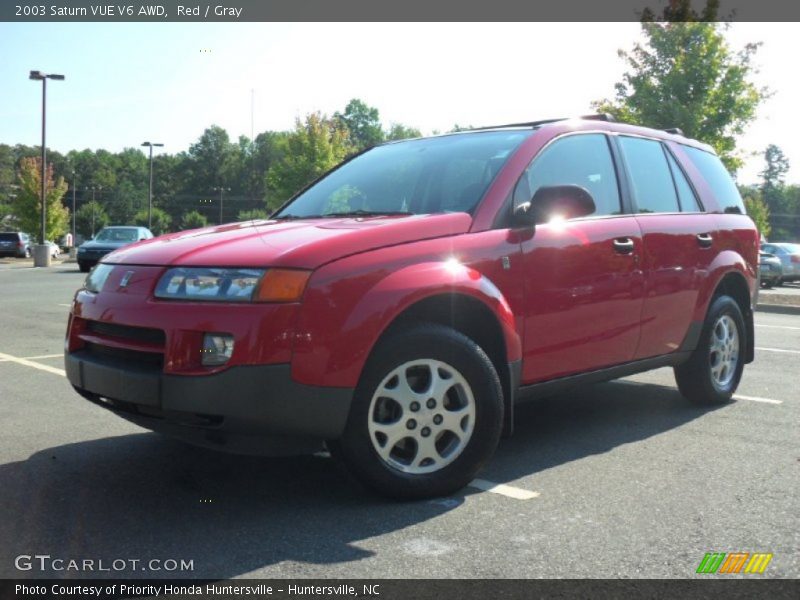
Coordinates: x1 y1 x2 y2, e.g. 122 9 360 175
663 127 684 135
471 113 616 131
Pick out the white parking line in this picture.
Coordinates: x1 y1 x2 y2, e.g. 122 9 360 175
22 354 63 360
57 304 72 307
755 324 800 331
755 346 800 355
469 479 540 500
735 394 783 405
0 352 65 376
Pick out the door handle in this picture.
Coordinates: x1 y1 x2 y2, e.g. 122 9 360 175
696 233 713 248
613 238 635 254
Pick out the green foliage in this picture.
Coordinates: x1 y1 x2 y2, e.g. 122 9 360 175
12 157 69 242
265 113 352 211
335 99 384 151
134 207 171 236
385 123 422 141
187 125 238 192
0 99 424 230
75 201 109 239
760 144 789 211
180 210 208 230
743 193 771 239
237 208 270 221
593 10 766 171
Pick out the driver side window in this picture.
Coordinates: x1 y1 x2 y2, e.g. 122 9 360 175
513 134 622 218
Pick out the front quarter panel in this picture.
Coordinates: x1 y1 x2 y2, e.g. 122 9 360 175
291 238 522 388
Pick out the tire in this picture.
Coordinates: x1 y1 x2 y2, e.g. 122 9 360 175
78 261 90 273
674 295 746 405
24 247 31 258
336 324 504 499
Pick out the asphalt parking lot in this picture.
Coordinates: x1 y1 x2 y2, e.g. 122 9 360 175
0 263 797 580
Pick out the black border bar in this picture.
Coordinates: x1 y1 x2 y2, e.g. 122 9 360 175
3 0 800 22
2 579 799 600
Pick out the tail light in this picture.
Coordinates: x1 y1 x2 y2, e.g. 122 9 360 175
17 242 23 248
791 255 800 264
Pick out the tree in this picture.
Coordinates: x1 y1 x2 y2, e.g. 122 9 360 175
75 201 109 239
743 193 771 239
238 208 270 221
186 125 239 193
386 123 422 141
265 113 351 210
180 210 208 230
134 207 171 236
593 1 766 171
760 144 789 211
335 99 383 151
12 157 69 242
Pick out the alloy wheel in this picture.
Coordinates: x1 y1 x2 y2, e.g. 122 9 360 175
367 359 476 474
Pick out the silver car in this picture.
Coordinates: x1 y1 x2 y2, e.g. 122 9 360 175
761 243 800 284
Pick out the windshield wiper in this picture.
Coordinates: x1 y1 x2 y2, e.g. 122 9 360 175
321 210 413 218
271 213 323 220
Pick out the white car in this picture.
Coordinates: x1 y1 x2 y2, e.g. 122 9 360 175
45 241 61 259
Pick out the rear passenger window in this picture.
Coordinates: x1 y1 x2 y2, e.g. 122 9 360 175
665 151 703 212
618 136 679 213
682 145 746 214
514 133 621 217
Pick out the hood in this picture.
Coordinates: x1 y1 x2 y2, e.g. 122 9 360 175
103 213 473 269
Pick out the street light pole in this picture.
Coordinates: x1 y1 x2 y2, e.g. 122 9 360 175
29 70 64 267
71 170 76 246
141 141 163 230
212 186 231 225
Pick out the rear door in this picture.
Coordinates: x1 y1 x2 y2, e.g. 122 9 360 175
615 136 715 359
517 133 645 383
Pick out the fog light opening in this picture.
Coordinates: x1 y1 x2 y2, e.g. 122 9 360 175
201 333 234 366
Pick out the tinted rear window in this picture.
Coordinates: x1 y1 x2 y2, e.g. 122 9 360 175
0 233 19 242
682 146 745 214
618 137 679 213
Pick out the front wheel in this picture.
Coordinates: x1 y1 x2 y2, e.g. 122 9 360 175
78 261 90 273
674 295 746 405
336 324 503 499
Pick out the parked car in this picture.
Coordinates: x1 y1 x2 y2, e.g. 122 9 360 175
65 116 758 499
759 252 782 288
0 232 32 258
76 226 153 272
760 242 800 284
46 240 61 259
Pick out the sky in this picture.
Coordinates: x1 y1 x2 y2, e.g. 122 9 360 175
1 22 798 184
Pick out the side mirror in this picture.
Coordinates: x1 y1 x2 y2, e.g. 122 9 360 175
512 185 596 227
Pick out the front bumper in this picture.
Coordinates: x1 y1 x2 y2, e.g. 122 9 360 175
66 351 353 455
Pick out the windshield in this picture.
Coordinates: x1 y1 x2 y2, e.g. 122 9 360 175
95 228 138 242
274 131 531 219
778 243 800 253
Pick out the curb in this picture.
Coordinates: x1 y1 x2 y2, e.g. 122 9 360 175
756 303 800 316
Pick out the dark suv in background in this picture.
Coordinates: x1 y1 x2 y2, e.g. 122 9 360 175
77 226 154 272
0 232 32 258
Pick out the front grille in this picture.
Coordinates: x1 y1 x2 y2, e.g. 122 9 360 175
86 320 165 346
84 342 164 370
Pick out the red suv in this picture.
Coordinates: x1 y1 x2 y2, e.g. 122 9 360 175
65 116 758 498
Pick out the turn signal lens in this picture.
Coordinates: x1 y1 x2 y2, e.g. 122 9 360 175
255 269 311 302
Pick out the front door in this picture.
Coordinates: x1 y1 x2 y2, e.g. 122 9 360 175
516 133 645 384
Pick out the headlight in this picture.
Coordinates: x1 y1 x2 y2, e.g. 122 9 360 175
154 267 310 302
84 264 114 293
